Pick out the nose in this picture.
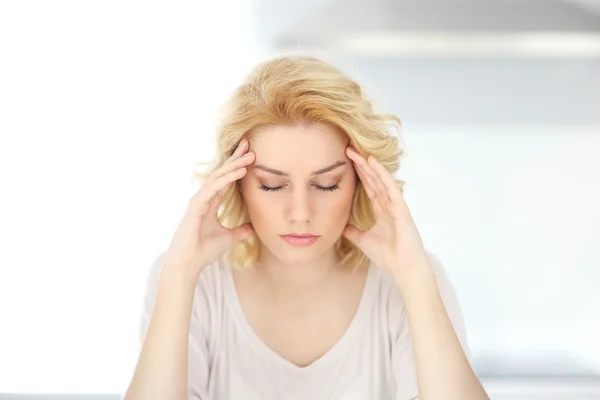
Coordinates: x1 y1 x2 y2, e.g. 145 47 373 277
286 186 313 224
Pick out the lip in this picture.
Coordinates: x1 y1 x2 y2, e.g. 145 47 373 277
279 234 320 247
282 233 318 237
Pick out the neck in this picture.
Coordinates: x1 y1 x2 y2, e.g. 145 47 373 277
255 246 342 298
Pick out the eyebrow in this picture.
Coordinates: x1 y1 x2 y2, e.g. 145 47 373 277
253 160 347 176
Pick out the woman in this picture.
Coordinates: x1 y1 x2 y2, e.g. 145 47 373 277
124 55 489 400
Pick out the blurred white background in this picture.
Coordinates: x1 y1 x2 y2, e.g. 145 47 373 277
1 0 599 399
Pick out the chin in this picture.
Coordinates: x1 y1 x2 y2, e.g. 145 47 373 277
269 247 312 264
275 241 334 265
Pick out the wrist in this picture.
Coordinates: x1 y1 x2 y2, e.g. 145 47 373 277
158 263 202 291
391 261 437 302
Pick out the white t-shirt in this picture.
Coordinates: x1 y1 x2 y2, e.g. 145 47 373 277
139 250 470 400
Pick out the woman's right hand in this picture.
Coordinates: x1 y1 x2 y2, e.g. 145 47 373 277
160 138 255 282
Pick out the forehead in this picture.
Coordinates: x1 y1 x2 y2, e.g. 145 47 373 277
249 123 349 165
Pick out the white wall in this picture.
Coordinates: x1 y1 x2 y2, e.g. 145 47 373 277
1 0 599 397
0 0 259 394
340 56 600 378
348 57 600 126
400 124 600 377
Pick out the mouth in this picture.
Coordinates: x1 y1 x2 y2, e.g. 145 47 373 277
279 234 320 247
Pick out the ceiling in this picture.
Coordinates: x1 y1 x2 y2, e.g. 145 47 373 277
250 0 600 56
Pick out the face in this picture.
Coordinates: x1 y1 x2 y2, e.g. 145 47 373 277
239 123 357 266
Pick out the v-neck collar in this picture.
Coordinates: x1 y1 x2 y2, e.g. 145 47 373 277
222 260 376 376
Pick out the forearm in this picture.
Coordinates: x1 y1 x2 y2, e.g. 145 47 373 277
123 269 197 400
393 265 489 400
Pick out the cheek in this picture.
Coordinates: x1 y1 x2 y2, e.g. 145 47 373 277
322 189 355 223
240 182 276 227
319 175 356 218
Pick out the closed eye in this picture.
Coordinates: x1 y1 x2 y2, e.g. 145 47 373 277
258 184 340 192
318 184 340 192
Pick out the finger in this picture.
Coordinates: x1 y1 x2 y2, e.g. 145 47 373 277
192 167 248 213
208 161 248 217
347 148 379 190
347 149 387 214
189 157 250 209
342 224 364 246
224 138 249 165
368 155 404 204
230 222 255 243
354 162 376 199
207 188 224 217
212 150 255 181
208 166 248 202
364 156 391 204
346 148 377 195
353 162 386 216
356 155 390 210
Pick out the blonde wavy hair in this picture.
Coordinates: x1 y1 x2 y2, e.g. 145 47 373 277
192 55 405 270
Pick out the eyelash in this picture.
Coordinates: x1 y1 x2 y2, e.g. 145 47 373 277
258 184 340 192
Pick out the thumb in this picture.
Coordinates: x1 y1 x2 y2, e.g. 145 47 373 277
208 189 225 217
230 223 255 243
342 224 364 246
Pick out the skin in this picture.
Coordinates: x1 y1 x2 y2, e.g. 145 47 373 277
235 122 489 399
235 122 368 367
123 122 488 399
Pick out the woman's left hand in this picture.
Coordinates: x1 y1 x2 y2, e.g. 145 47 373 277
343 146 431 278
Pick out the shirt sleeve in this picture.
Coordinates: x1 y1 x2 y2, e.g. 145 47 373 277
139 251 211 400
389 250 471 400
